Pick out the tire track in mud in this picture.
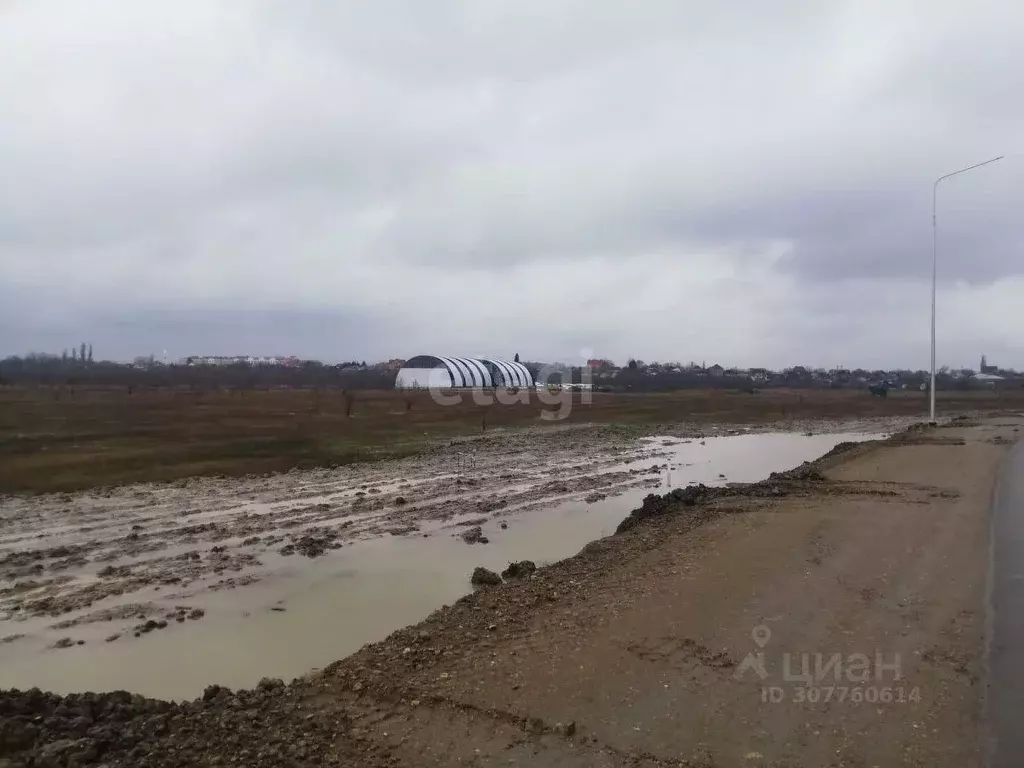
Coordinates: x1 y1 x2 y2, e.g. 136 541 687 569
0 428 675 650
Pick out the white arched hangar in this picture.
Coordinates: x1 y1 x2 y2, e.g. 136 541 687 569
395 356 535 389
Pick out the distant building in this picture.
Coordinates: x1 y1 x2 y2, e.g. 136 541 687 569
183 355 294 367
395 355 534 388
980 355 999 375
706 364 725 377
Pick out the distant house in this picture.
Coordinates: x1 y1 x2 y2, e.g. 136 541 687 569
706 364 725 378
976 373 1004 384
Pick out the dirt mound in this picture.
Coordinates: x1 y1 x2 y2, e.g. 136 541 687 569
0 688 174 765
615 485 720 534
814 440 859 462
0 685 375 768
766 462 825 484
470 567 501 586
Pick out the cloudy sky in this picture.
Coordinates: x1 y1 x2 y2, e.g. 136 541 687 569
1 1 1020 369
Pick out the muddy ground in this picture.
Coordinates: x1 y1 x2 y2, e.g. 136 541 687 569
0 417 904 661
0 415 1015 767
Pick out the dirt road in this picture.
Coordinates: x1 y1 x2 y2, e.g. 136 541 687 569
1 417 1017 767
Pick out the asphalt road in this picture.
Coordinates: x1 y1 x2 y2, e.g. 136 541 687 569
988 439 1024 768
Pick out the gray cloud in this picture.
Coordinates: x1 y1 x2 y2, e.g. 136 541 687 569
1 0 1021 368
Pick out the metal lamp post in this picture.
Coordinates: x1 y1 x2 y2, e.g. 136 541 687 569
930 155 1003 424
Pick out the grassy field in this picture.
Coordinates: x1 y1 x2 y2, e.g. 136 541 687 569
1 385 1021 493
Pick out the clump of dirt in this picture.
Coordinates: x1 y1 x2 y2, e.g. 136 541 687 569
461 526 489 545
470 567 502 586
133 619 169 637
278 530 342 558
501 561 537 580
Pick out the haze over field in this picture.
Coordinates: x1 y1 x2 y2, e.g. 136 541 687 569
1 1 1021 368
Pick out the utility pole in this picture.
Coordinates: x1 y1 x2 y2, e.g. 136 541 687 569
930 155 1003 423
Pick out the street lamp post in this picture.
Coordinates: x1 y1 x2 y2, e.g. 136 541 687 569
930 155 1003 424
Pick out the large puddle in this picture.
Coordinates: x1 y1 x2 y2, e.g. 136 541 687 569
0 431 880 700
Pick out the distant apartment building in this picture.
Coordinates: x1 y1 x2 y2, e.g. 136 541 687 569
182 355 300 368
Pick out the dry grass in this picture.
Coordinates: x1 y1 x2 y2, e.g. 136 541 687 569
1 385 1021 493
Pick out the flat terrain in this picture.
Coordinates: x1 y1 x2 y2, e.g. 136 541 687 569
2 417 1018 767
2 385 1021 492
0 419 897 698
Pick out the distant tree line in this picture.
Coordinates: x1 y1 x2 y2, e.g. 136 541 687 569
2 352 1018 393
0 355 394 390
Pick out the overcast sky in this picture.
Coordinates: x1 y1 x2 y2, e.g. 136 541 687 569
1 1 1021 369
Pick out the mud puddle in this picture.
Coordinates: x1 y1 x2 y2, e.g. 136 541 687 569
0 429 883 699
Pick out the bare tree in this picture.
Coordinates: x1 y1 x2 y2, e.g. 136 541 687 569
403 380 419 411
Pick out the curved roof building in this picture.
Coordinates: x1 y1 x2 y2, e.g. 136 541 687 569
395 355 534 389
